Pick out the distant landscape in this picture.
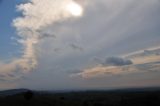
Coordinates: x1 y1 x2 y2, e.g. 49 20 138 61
0 87 160 106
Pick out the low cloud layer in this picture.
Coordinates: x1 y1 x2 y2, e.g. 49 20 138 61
72 48 160 79
71 56 134 78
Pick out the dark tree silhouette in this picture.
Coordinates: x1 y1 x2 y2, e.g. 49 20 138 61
60 96 65 100
24 90 34 101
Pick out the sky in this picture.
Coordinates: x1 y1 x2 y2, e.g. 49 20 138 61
0 0 160 90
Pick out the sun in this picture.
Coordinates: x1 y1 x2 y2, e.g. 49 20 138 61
66 1 83 17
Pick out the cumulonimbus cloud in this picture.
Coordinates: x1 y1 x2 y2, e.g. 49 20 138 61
0 0 83 81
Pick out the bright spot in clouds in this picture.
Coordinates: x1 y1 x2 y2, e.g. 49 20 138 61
66 1 83 16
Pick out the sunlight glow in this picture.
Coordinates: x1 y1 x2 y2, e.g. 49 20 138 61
66 1 83 17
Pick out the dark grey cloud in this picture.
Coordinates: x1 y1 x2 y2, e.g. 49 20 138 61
20 28 56 40
69 44 83 51
103 57 133 66
54 48 61 52
37 30 56 40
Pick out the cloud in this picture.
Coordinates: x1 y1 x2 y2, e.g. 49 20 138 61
72 61 160 79
73 64 137 78
69 43 83 51
1 0 160 89
103 57 133 66
18 0 160 90
126 47 160 58
71 48 160 79
71 57 134 78
0 60 28 81
0 0 83 81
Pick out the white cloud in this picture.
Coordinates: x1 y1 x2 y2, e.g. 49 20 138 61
0 0 84 81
